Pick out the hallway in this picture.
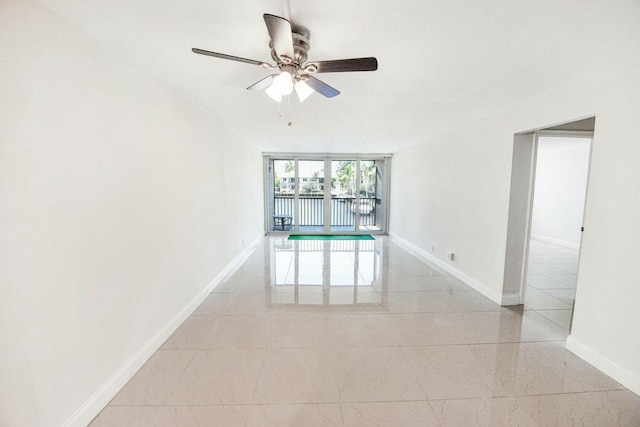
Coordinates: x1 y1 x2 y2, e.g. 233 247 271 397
525 239 579 330
90 237 640 426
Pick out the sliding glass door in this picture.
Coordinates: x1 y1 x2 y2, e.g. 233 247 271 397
297 160 325 232
330 160 356 232
265 155 390 234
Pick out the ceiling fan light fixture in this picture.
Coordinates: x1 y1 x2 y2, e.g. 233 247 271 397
294 80 314 102
265 84 283 102
273 71 294 95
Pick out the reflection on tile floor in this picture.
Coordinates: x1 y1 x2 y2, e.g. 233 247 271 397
525 239 578 330
90 237 640 426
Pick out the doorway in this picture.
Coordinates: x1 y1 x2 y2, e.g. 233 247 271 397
524 135 592 330
264 155 390 234
503 117 595 332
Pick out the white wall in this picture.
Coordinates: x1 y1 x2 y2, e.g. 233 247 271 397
391 49 640 394
530 137 591 248
0 1 263 425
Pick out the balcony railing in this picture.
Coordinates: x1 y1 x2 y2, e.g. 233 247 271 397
273 196 376 227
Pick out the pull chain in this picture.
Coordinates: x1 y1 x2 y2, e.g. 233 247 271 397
278 94 291 117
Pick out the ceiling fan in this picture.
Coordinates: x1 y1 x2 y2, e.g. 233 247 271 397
192 14 378 103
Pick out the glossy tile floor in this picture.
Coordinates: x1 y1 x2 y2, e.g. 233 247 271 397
90 237 640 426
524 239 579 330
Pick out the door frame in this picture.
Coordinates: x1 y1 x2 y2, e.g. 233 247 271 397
503 129 594 306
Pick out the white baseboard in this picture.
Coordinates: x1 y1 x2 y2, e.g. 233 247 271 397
531 234 580 250
389 233 504 306
566 335 640 396
62 234 263 427
500 292 523 306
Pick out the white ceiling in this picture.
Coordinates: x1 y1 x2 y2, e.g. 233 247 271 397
38 0 640 153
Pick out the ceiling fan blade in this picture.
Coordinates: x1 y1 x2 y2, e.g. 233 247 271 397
263 14 295 61
247 75 277 91
304 75 340 98
192 48 264 66
305 57 378 73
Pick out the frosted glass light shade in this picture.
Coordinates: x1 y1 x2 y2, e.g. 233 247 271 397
265 84 282 102
272 71 293 95
294 80 314 102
